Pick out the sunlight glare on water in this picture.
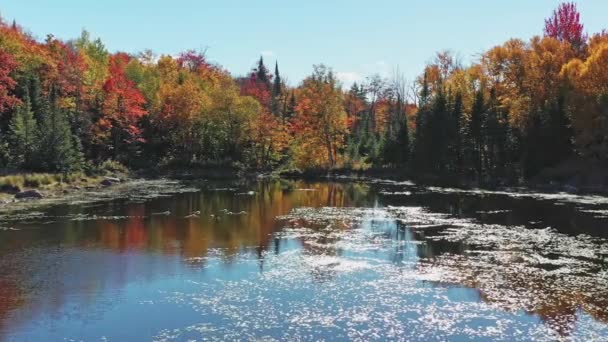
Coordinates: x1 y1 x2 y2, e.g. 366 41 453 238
0 179 607 341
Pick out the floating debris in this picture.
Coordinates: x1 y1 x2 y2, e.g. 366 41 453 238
226 211 247 216
379 191 412 196
184 211 201 218
209 188 237 192
71 215 147 221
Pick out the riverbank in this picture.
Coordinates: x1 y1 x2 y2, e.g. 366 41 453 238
0 177 199 217
2 157 608 213
277 159 608 195
0 160 135 210
0 160 131 203
0 173 103 204
0 163 251 212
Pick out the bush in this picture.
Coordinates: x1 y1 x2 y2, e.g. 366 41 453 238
0 173 56 189
0 172 92 190
0 175 24 188
23 174 57 188
97 160 129 175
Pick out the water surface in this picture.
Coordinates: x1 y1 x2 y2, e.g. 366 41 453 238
0 179 607 341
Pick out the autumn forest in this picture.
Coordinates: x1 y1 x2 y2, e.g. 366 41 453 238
0 2 607 184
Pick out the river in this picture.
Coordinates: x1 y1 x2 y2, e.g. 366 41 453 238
0 179 607 341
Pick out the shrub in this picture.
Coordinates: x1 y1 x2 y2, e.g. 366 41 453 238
98 160 129 175
23 174 56 187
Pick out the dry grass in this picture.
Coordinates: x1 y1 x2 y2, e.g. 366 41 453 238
98 160 129 175
0 172 98 191
337 159 372 171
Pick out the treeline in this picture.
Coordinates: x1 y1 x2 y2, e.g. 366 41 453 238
347 2 608 183
0 2 606 183
410 3 608 183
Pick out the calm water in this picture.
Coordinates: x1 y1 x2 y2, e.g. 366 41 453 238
0 179 607 341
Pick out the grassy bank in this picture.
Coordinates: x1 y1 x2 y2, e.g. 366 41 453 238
3 157 608 205
0 172 94 189
0 173 98 202
0 160 131 202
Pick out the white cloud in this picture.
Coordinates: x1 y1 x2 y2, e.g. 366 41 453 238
336 71 363 89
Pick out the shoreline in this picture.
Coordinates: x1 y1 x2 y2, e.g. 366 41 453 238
0 177 196 215
2 164 608 215
277 167 608 196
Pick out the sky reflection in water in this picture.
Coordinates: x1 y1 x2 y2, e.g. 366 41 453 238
0 180 607 341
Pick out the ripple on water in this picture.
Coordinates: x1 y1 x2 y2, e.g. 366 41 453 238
152 205 608 341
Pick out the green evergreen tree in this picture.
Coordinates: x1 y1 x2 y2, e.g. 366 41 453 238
271 61 282 117
382 95 410 168
428 84 448 175
468 88 485 179
448 90 464 175
546 93 573 165
484 88 498 177
36 90 84 173
26 74 45 123
285 91 297 120
395 117 410 167
522 112 543 178
255 56 271 89
8 91 38 169
413 71 431 173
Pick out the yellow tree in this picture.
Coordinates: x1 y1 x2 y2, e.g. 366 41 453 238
73 30 109 106
562 32 608 159
524 36 574 111
292 65 348 168
247 110 289 169
481 39 529 129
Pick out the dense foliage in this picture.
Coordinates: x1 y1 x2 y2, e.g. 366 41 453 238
0 3 606 183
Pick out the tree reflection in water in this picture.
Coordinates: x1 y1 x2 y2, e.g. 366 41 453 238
0 179 606 340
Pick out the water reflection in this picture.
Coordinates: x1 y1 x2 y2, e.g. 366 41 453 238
0 179 606 340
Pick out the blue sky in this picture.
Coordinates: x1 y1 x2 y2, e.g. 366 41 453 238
2 1 607 87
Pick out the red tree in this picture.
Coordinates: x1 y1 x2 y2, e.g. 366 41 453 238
44 38 86 103
0 49 20 113
544 2 587 50
240 73 271 109
177 50 209 72
99 53 147 142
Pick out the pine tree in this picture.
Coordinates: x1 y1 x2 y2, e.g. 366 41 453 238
271 61 282 116
395 117 410 167
468 88 485 179
285 91 296 120
36 90 84 173
429 84 448 175
413 72 430 173
522 112 543 178
484 88 503 178
448 90 464 175
349 82 359 97
255 56 271 89
547 92 573 165
23 74 45 122
381 95 410 168
391 96 410 168
8 91 38 168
